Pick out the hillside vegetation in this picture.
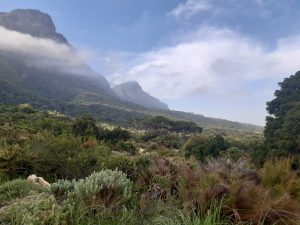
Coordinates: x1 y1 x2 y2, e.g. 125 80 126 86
0 71 300 225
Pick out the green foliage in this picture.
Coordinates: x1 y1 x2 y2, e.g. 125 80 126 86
220 147 245 162
0 193 56 225
17 103 35 114
147 206 230 225
152 133 185 149
141 129 169 142
114 142 137 155
100 127 131 144
1 100 300 225
142 116 202 133
50 179 76 202
103 155 136 180
260 158 300 199
72 114 100 139
0 179 48 205
0 144 34 179
73 170 132 207
135 155 153 170
31 134 108 181
265 71 300 157
183 134 228 161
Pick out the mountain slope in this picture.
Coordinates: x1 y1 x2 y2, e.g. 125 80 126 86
113 81 169 110
0 9 263 133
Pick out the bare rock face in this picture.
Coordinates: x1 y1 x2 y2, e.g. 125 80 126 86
27 174 50 189
0 9 67 43
113 81 169 110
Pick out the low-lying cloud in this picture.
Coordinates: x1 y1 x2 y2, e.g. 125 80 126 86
109 27 300 99
0 26 90 75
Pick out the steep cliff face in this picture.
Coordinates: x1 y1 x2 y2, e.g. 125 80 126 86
0 9 68 43
113 81 169 110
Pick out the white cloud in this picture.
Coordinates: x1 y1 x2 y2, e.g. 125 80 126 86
110 27 300 99
169 0 212 18
0 26 91 75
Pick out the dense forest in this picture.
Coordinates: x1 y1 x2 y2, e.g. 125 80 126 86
0 71 299 224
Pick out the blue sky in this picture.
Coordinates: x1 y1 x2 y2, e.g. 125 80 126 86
2 0 300 125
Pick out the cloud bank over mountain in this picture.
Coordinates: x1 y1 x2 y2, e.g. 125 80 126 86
0 26 90 75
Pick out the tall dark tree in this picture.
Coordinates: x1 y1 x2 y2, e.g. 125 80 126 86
72 115 100 140
264 71 300 156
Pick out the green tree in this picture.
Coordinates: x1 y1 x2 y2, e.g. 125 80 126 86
100 127 131 144
183 134 228 161
72 115 100 140
265 71 300 156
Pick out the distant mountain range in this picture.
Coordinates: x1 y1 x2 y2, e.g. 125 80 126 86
0 9 263 133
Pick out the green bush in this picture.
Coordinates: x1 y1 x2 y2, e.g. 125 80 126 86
114 142 137 155
183 134 228 161
72 114 100 139
0 144 35 180
74 170 132 207
100 127 131 144
50 179 76 202
0 179 48 206
260 158 300 200
220 147 245 162
31 134 108 181
103 155 136 180
152 133 184 149
0 193 56 225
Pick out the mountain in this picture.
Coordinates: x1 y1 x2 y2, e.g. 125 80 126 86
113 81 169 110
0 9 263 133
0 9 115 101
0 9 68 43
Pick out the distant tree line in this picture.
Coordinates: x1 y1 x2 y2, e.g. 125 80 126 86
140 116 203 133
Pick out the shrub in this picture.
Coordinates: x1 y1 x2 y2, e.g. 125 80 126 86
0 144 35 179
72 114 100 139
17 104 35 114
260 158 300 199
100 127 131 144
0 193 56 225
103 155 136 180
73 170 132 207
152 133 184 149
114 142 137 155
220 147 245 162
183 134 228 161
31 134 107 181
135 156 153 170
50 179 76 202
0 179 48 206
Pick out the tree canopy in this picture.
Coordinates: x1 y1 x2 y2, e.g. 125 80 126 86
264 71 300 156
142 116 203 133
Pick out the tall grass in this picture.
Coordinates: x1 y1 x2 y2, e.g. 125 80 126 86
147 203 231 225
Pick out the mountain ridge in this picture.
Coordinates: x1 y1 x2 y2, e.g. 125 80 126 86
0 9 263 133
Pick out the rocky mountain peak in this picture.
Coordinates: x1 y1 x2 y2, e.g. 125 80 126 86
113 81 169 110
0 9 68 43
